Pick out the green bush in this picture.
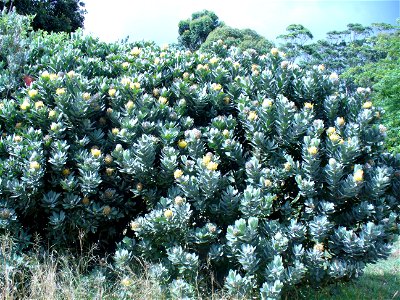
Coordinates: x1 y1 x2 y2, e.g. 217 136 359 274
0 12 399 300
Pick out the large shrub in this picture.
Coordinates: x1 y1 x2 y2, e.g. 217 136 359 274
0 13 399 299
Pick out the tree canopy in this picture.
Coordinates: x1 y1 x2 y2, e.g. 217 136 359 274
0 0 86 33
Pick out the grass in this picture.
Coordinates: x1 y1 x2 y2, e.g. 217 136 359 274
1 235 399 300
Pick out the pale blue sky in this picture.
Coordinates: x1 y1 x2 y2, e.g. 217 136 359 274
83 0 399 44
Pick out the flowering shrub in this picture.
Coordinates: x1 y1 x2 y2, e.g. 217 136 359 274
0 12 399 300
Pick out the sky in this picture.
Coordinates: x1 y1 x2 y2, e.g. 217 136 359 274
83 0 399 45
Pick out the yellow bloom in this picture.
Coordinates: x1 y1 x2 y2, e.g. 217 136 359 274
248 111 258 121
49 73 58 81
329 133 341 142
136 182 143 191
222 129 229 137
178 139 187 149
224 97 230 104
304 102 314 109
30 161 40 171
153 88 160 97
202 154 212 166
174 196 184 206
28 89 38 98
91 148 101 158
103 205 111 216
318 64 325 71
41 71 50 80
210 57 219 64
56 88 66 95
13 135 22 142
154 57 160 64
15 122 22 129
314 243 325 252
284 162 291 171
164 209 173 219
161 44 169 51
264 179 272 187
307 146 318 156
326 127 336 135
48 110 57 119
108 88 117 97
160 52 166 58
363 101 372 109
121 77 131 86
130 82 141 90
270 48 279 56
106 168 114 176
174 169 183 179
211 83 222 91
67 70 75 78
233 61 240 68
353 169 364 182
20 100 30 110
50 122 60 131
82 197 90 205
130 47 141 56
35 101 44 109
125 100 134 110
262 99 273 108
82 92 91 100
183 72 190 79
62 168 71 176
159 96 168 105
112 128 120 135
130 221 140 231
122 62 130 68
329 72 339 83
104 154 113 165
337 117 345 126
206 161 218 171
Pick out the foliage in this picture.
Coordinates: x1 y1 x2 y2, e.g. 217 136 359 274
201 26 274 54
0 0 86 33
178 10 221 51
0 11 399 300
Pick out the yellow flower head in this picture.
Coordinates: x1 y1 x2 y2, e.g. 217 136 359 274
28 89 38 98
314 243 325 252
30 161 40 171
284 162 292 171
56 88 66 95
363 101 372 109
108 88 117 97
329 72 339 83
326 127 336 135
262 99 273 108
164 209 173 219
202 154 212 166
174 169 183 179
121 77 131 86
304 102 314 109
67 70 75 78
125 100 134 110
50 122 60 131
248 111 258 121
224 97 230 104
318 64 325 71
222 129 229 137
211 83 222 91
103 205 111 216
130 221 140 231
183 72 190 79
353 169 364 182
48 110 57 119
130 47 141 56
178 139 187 149
91 148 102 158
35 101 44 109
174 196 184 206
104 154 113 165
264 179 272 187
136 182 143 191
161 44 169 51
62 168 71 176
15 122 22 129
20 100 31 110
210 57 219 64
49 73 58 81
206 161 218 171
41 71 50 80
13 135 22 142
270 48 279 56
329 133 341 142
159 96 168 105
112 128 120 135
130 82 141 90
233 61 240 68
336 117 345 126
122 62 130 68
106 168 114 176
154 57 160 64
307 146 318 156
121 277 132 287
82 197 90 205
82 92 91 100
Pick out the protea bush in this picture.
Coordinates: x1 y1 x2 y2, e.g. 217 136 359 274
0 11 399 300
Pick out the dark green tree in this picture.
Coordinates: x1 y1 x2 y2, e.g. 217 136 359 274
200 26 274 54
277 24 313 61
0 0 85 33
178 10 221 51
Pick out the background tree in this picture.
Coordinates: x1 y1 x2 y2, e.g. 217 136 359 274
277 24 313 61
200 26 274 54
0 0 85 33
178 10 221 51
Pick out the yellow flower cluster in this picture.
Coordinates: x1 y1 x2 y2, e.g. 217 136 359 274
28 89 38 98
20 100 30 110
56 88 66 95
353 169 364 182
30 161 40 171
164 209 173 219
363 101 372 109
304 102 314 109
130 47 141 56
211 83 222 91
159 96 168 105
34 101 44 109
82 92 91 100
174 169 183 179
248 111 258 121
108 88 117 97
178 139 187 149
125 100 134 110
307 146 318 156
91 148 101 158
